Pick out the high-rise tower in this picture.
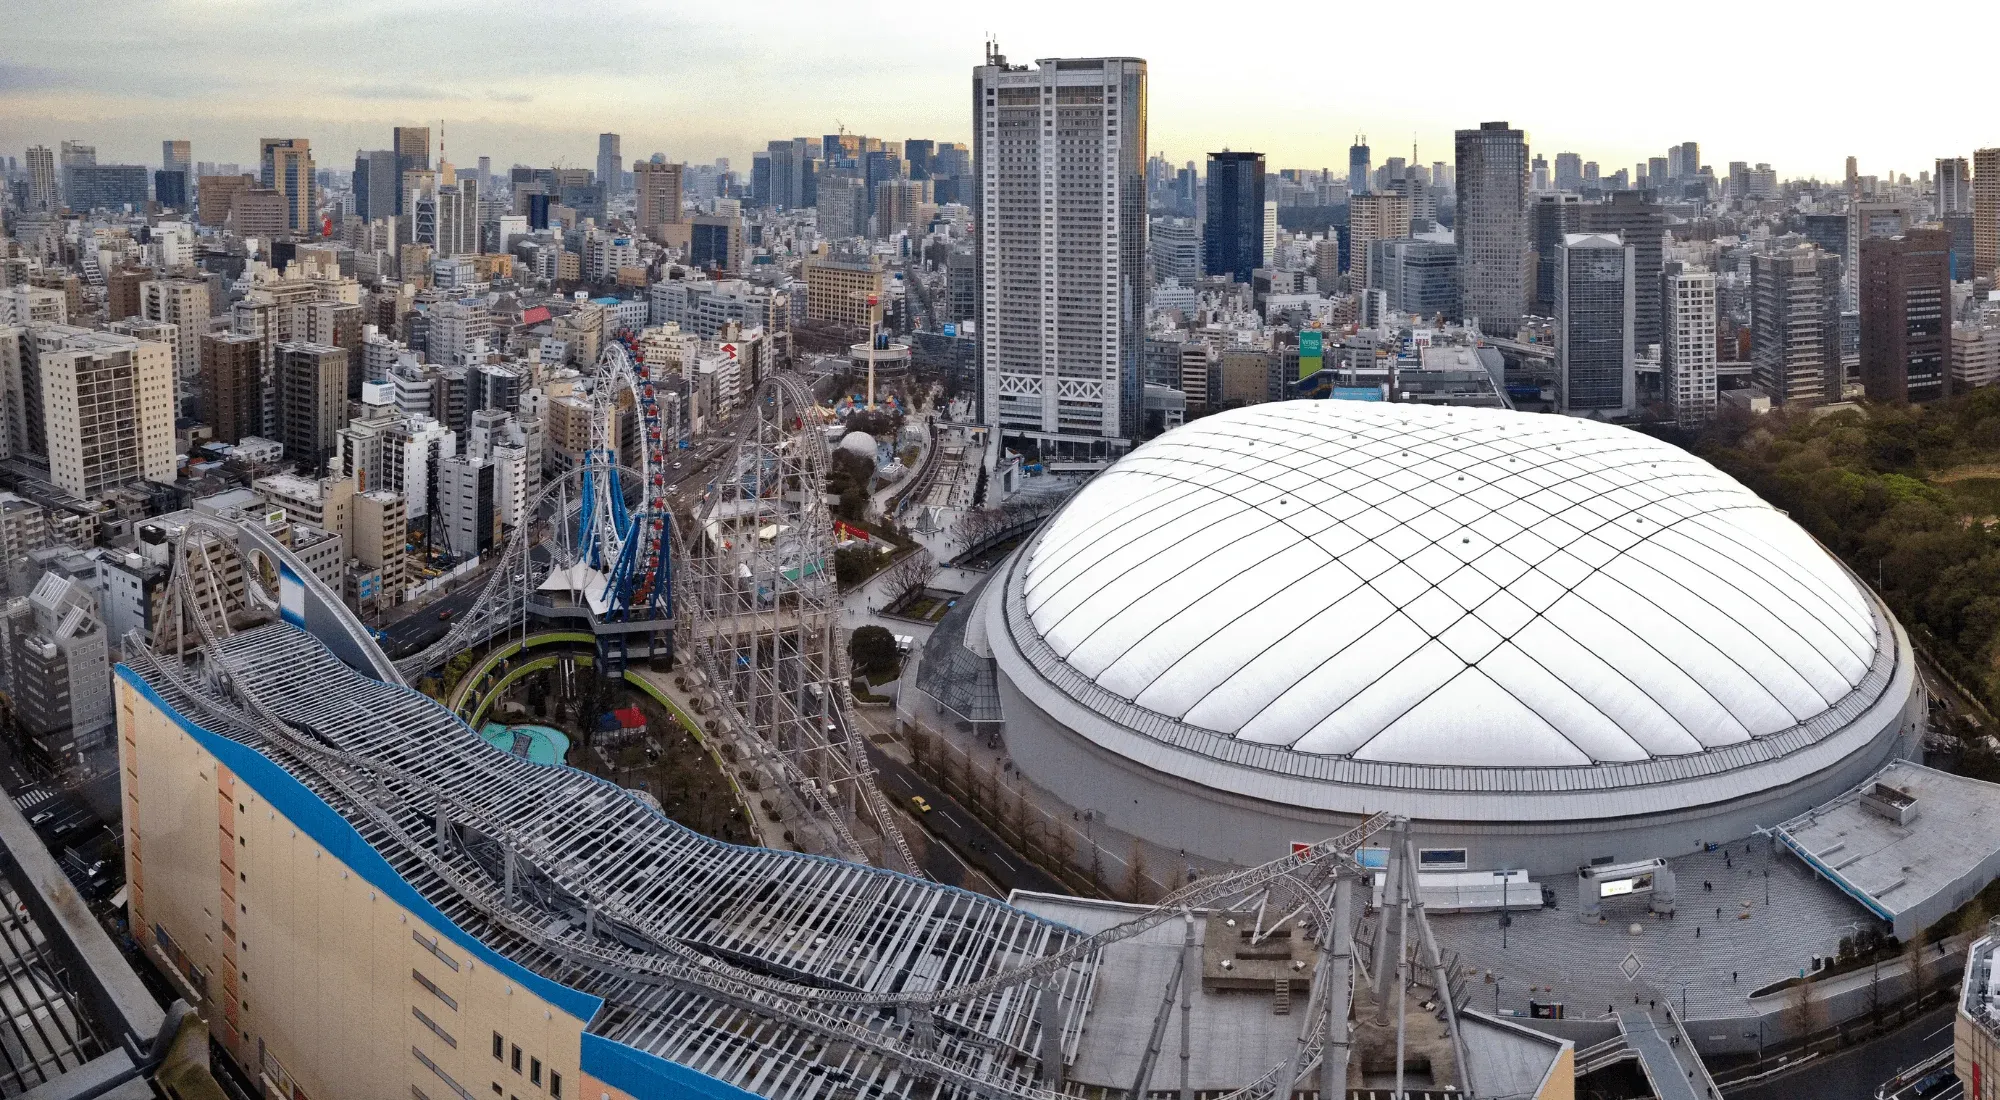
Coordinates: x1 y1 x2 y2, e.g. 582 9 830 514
1202 151 1265 282
1455 122 1532 332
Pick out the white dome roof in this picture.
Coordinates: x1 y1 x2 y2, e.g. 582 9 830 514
839 431 878 457
1019 402 1880 769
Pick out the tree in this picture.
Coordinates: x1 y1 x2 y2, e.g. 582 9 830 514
849 625 899 678
1124 840 1155 905
878 549 937 613
1785 974 1824 1050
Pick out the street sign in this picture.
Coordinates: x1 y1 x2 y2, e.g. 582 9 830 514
1619 952 1644 981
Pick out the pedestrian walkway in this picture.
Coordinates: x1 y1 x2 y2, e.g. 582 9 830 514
1617 1006 1718 1100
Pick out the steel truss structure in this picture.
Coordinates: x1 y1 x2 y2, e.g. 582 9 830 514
135 513 1484 1100
394 333 679 682
679 374 918 873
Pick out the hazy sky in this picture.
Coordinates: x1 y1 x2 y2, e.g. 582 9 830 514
4 0 1995 182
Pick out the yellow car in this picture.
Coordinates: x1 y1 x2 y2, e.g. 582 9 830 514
910 795 932 814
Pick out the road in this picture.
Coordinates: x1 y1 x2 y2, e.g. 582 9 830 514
864 740 1066 897
1729 1004 1956 1100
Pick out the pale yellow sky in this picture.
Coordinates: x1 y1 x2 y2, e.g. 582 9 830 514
3 0 1991 183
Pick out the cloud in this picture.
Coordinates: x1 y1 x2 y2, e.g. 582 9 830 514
339 83 471 102
0 62 78 92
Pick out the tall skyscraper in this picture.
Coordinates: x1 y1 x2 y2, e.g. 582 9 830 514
1202 151 1266 282
975 49 1147 459
259 137 315 234
1530 154 1549 193
1555 232 1635 416
1455 121 1532 332
1530 193 1582 317
1661 262 1717 427
24 146 56 212
393 125 430 216
633 160 684 239
1581 190 1665 353
1348 138 1370 195
1938 157 1971 216
1751 246 1842 406
1844 201 1912 307
1975 148 2000 281
352 149 397 223
767 138 807 210
1859 228 1951 404
1554 152 1582 193
597 133 622 196
161 140 191 172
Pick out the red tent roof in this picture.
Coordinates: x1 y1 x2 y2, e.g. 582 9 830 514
521 305 552 326
614 706 646 729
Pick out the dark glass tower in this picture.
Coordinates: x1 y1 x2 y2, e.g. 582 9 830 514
1203 151 1266 283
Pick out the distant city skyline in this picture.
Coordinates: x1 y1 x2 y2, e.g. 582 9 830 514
5 0 1999 181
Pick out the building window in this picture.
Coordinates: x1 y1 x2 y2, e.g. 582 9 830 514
549 1072 561 1098
412 969 458 1011
511 1045 521 1074
492 1032 503 1059
530 1058 541 1085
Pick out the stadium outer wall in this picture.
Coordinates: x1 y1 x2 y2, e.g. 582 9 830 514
978 554 1927 878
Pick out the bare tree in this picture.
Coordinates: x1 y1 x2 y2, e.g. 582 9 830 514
1785 975 1824 1051
878 549 937 613
1125 840 1156 905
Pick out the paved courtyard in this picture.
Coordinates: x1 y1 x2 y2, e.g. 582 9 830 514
1432 837 1875 1021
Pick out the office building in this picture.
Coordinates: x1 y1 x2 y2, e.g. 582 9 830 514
1977 148 2000 282
596 133 622 196
162 139 190 173
1203 151 1266 282
1150 217 1201 286
767 138 807 210
438 452 497 558
1661 263 1718 427
1348 138 1370 195
4 573 111 761
815 175 868 239
393 125 430 216
259 137 315 234
1859 229 1951 404
353 149 397 222
277 342 348 469
1370 238 1459 319
1581 191 1665 353
201 332 264 443
349 488 406 615
689 215 745 274
1348 192 1412 288
1455 122 1532 331
872 178 930 238
1938 157 1971 216
632 160 684 240
197 173 253 228
18 325 176 498
1555 232 1635 416
1751 246 1843 406
65 165 149 211
153 168 188 209
1845 202 1911 306
801 257 886 325
1953 321 2000 391
1554 152 1583 193
1530 193 1582 316
24 146 57 212
974 51 1148 458
139 277 209 399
